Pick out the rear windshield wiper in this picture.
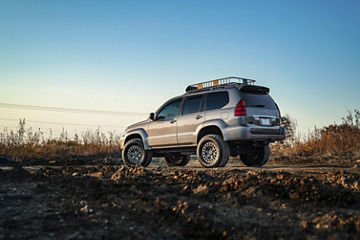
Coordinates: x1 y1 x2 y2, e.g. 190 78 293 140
248 104 265 108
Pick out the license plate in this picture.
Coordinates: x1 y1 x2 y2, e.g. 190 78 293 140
260 118 271 126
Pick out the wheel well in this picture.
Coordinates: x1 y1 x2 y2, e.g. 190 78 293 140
197 126 223 142
125 134 142 144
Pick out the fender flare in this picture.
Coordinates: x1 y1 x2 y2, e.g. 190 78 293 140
124 128 150 150
194 119 228 142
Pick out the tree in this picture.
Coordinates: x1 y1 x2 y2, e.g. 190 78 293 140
281 114 297 145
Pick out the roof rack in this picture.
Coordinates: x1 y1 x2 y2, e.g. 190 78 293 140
185 76 256 93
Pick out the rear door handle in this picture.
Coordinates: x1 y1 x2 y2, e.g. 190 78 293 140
195 115 203 120
170 119 177 124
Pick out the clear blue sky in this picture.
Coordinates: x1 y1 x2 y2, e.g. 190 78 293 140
1 0 360 134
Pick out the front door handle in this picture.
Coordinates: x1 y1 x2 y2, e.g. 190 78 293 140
170 119 177 124
195 115 203 120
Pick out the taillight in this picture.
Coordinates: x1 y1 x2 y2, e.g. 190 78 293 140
235 99 247 116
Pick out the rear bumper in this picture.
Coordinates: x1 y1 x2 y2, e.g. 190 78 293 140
222 125 286 142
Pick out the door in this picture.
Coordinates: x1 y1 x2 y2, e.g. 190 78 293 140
177 94 204 145
147 99 181 147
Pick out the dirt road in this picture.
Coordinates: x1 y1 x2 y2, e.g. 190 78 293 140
1 162 360 239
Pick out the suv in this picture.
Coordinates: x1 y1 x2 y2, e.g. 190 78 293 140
120 77 285 168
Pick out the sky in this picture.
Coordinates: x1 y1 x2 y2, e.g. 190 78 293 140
0 0 360 137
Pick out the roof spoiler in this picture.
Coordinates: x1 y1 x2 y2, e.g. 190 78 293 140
240 85 269 94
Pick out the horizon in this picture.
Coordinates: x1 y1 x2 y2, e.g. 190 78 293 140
1 0 360 136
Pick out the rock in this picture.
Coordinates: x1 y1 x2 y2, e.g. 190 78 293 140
87 172 103 178
245 186 257 196
193 184 208 194
300 221 308 228
80 204 92 214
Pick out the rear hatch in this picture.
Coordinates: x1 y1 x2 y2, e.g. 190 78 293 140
239 85 280 127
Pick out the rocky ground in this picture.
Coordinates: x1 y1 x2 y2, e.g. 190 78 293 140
1 160 360 240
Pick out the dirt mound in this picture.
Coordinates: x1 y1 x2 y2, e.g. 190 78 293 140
1 166 359 239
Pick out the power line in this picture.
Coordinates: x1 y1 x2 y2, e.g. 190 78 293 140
0 102 146 116
0 125 122 136
0 118 124 128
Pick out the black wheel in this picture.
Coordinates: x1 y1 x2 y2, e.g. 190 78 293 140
240 143 270 167
197 134 230 168
122 138 153 167
164 153 190 166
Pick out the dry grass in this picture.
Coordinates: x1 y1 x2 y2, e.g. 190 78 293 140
271 109 360 165
0 119 121 165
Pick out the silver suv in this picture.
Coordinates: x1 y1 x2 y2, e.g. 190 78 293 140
120 77 285 168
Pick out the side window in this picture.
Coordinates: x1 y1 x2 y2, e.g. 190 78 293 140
205 92 229 111
181 95 202 115
157 100 181 119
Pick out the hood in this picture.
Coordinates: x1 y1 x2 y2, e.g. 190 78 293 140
126 118 150 132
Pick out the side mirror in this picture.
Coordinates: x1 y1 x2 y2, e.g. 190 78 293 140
149 112 155 120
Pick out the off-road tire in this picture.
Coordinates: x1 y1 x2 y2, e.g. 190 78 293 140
197 134 230 168
122 138 152 167
240 143 270 167
218 142 230 167
164 153 190 167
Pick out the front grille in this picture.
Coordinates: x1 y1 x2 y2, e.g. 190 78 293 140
250 128 281 135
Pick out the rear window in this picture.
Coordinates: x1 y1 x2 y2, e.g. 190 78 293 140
242 93 277 109
205 92 229 111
